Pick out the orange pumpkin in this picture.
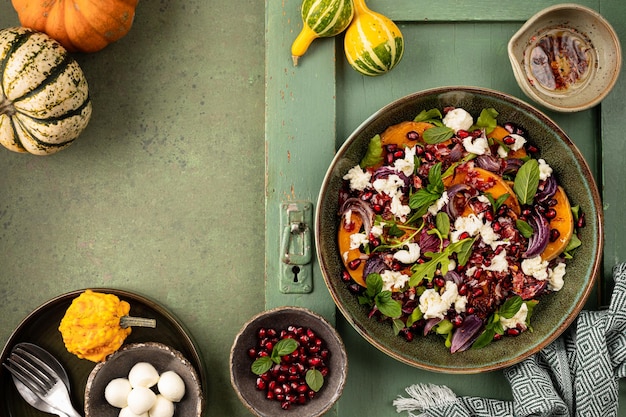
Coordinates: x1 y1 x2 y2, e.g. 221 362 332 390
11 0 139 53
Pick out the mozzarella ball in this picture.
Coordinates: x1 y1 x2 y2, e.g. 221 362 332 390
128 362 160 388
127 386 157 415
105 378 132 408
119 407 148 417
148 395 175 417
157 371 185 402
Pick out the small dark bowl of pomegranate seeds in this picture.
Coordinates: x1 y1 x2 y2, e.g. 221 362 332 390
230 306 347 417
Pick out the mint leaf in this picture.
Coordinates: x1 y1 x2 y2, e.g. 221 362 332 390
273 338 298 357
423 126 454 144
365 273 383 298
516 219 534 238
472 327 494 350
414 108 443 124
473 108 498 134
392 318 405 335
435 212 450 238
427 162 444 194
524 300 539 329
375 291 402 318
514 159 540 205
360 134 383 168
251 356 274 375
306 369 324 392
499 295 523 319
387 223 405 238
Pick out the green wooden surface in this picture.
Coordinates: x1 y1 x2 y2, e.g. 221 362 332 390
266 0 626 415
0 1 266 416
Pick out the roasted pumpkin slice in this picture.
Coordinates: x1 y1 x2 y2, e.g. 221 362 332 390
444 166 521 216
380 121 434 147
487 125 527 159
541 186 574 261
338 212 367 287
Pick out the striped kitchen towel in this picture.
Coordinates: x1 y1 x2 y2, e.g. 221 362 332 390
394 262 626 417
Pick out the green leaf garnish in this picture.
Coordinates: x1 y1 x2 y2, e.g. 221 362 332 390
516 219 534 238
409 237 475 285
499 295 523 319
423 126 454 144
473 108 498 134
251 356 273 375
435 212 450 238
414 108 444 124
514 159 540 205
375 291 402 318
251 338 299 375
360 134 383 168
306 369 324 392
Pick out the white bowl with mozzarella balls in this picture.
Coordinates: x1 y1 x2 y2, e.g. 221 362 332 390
85 342 203 417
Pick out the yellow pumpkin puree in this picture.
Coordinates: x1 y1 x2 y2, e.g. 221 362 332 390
58 290 132 362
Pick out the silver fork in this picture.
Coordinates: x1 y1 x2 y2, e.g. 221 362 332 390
3 345 82 417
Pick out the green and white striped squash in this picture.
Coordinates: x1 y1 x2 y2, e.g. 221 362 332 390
291 0 354 66
0 27 92 155
344 0 404 76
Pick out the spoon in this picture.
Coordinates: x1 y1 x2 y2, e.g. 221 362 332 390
7 343 73 417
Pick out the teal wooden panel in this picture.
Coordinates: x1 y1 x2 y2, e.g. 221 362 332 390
266 0 626 415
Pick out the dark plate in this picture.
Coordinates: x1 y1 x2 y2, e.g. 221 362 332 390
0 288 207 416
316 86 603 373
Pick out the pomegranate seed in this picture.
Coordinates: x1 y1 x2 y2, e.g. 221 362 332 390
281 401 291 410
348 259 361 270
247 348 257 358
550 229 560 242
415 146 425 156
503 135 516 145
473 268 482 279
256 377 266 390
458 284 468 296
393 150 405 159
451 315 464 327
458 231 470 240
424 152 435 162
386 144 397 153
577 212 586 228
433 276 445 288
400 328 414 342
493 333 503 341
526 144 539 153
348 283 362 293
466 307 475 315
506 328 521 336
471 129 482 137
298 394 307 404
472 287 484 297
343 221 355 232
360 191 373 201
407 131 420 141
457 129 470 138
544 208 557 220
386 153 395 164
484 210 494 222
258 328 267 339
492 222 502 233
373 204 383 213
547 198 558 207
341 270 351 282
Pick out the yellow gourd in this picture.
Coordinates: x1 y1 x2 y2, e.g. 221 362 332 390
343 0 404 76
59 290 132 362
291 0 355 65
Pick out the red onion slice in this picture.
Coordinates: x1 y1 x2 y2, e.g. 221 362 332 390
341 198 375 236
450 314 483 353
522 210 550 258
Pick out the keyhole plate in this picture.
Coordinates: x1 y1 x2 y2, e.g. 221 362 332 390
279 201 313 294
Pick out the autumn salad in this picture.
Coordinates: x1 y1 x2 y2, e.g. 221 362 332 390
337 106 584 352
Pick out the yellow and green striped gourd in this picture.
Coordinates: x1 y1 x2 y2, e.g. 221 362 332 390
0 27 92 155
291 0 355 66
344 0 404 76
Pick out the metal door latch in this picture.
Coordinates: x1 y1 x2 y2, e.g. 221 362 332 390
279 201 313 293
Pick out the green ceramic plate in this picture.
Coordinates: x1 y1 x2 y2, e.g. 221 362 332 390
0 288 207 416
316 86 603 373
